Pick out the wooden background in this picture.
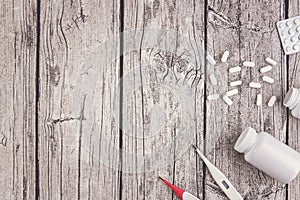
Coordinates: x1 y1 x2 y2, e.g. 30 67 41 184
1 0 299 199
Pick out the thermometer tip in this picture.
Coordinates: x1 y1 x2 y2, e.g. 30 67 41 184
158 177 185 199
158 176 164 180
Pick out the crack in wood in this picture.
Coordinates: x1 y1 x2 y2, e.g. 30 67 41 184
151 49 203 87
47 117 84 125
64 14 88 32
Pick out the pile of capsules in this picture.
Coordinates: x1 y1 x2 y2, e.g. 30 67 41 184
206 52 278 107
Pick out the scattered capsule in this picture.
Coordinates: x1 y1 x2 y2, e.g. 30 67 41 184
256 94 262 106
243 61 255 67
268 96 277 107
249 82 262 88
265 57 277 66
221 50 229 62
223 95 233 106
229 66 241 73
207 94 220 100
260 65 272 73
262 76 274 84
210 74 218 86
230 80 243 87
226 89 239 97
206 55 216 65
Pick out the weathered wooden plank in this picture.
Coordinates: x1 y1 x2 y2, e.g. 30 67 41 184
287 1 300 199
39 0 121 199
121 0 205 199
0 1 37 199
205 0 287 199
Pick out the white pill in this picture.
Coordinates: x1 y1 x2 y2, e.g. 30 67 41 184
268 96 277 107
297 26 300 32
283 38 289 44
223 95 233 106
260 65 272 73
291 36 298 43
229 66 241 73
281 30 287 37
288 28 295 35
262 76 274 84
278 23 284 29
243 61 255 67
221 50 229 62
293 44 300 50
249 82 262 88
230 80 242 87
226 89 239 97
294 18 300 25
286 20 293 27
206 55 216 65
256 94 262 106
210 74 217 86
265 57 277 66
207 94 220 100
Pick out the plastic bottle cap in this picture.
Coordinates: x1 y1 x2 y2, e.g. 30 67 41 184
235 127 258 153
284 88 299 108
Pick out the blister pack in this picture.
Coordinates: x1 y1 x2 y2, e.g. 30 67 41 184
277 16 300 55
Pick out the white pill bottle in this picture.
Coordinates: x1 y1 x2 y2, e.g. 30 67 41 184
235 127 300 184
284 87 300 119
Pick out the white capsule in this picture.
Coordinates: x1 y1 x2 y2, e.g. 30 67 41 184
283 38 289 44
260 65 273 73
265 57 277 66
262 76 274 84
256 94 262 106
268 96 277 107
226 89 239 97
229 66 241 73
230 80 242 87
209 74 218 86
223 95 233 106
206 55 216 65
243 61 255 67
294 18 300 25
277 22 284 29
249 82 262 88
207 94 220 100
293 44 300 50
221 50 229 62
291 36 298 43
288 28 295 35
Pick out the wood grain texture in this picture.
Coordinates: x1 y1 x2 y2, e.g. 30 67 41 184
38 0 121 199
0 1 37 199
205 0 288 199
287 1 300 199
121 0 205 199
1 0 300 199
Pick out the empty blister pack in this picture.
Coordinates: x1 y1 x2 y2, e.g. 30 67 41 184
277 16 300 55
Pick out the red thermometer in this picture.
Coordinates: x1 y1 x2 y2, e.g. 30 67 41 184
159 177 200 200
